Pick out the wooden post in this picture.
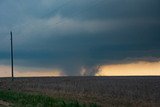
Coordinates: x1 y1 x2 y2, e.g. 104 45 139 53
10 31 14 81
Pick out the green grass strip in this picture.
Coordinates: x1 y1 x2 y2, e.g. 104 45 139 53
0 90 100 107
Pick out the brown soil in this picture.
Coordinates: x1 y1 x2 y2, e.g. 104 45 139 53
0 100 12 107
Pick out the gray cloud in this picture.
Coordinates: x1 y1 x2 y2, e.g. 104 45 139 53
0 0 160 75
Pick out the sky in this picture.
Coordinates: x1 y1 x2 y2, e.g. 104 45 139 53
0 0 160 77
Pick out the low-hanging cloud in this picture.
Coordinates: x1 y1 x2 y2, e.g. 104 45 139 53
0 0 160 75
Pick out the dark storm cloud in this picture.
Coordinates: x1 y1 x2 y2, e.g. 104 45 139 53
45 0 160 20
0 0 160 75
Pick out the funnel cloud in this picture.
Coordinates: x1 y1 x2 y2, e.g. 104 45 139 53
0 0 160 76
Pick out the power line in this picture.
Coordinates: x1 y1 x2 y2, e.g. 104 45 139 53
53 0 105 25
13 0 105 34
41 0 74 19
12 0 75 31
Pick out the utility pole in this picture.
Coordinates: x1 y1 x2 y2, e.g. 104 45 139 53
10 31 14 81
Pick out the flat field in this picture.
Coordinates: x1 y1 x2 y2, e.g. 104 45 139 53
0 76 160 107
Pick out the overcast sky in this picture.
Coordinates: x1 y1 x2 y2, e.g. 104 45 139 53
0 0 160 76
